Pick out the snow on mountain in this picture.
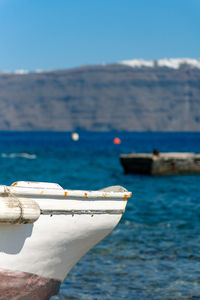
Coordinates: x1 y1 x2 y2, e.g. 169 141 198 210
119 58 200 69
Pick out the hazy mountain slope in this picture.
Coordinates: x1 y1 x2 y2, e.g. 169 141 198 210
0 62 200 131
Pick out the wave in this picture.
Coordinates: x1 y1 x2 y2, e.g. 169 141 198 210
1 153 37 159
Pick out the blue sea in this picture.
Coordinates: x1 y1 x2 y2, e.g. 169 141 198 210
1 131 200 300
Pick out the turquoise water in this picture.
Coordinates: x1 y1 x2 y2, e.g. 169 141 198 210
0 132 200 299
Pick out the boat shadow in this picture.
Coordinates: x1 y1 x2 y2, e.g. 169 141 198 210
0 223 33 254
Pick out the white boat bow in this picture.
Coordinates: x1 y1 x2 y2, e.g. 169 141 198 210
0 181 131 299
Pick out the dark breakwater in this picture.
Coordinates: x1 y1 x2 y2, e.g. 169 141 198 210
0 132 200 299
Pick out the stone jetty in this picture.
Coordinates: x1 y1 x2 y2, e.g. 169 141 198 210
120 151 200 175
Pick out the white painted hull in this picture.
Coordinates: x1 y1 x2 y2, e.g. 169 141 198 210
0 182 131 298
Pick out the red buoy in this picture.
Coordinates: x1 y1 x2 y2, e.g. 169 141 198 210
113 137 121 144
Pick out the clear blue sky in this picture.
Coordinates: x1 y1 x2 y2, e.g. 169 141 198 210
0 0 199 71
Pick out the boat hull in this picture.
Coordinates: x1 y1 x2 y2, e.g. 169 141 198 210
0 182 131 298
0 268 60 300
0 212 124 280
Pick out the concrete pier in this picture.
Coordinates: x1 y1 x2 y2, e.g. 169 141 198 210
120 152 200 175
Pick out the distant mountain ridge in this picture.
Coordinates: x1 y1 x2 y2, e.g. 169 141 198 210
0 58 200 131
2 58 200 75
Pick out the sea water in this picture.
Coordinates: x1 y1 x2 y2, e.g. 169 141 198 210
0 131 200 300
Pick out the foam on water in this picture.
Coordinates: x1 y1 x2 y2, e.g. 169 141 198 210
1 153 37 159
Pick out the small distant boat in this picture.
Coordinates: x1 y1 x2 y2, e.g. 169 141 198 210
120 151 200 175
0 181 131 299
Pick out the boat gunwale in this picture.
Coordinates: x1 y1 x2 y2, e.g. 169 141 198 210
0 185 132 200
